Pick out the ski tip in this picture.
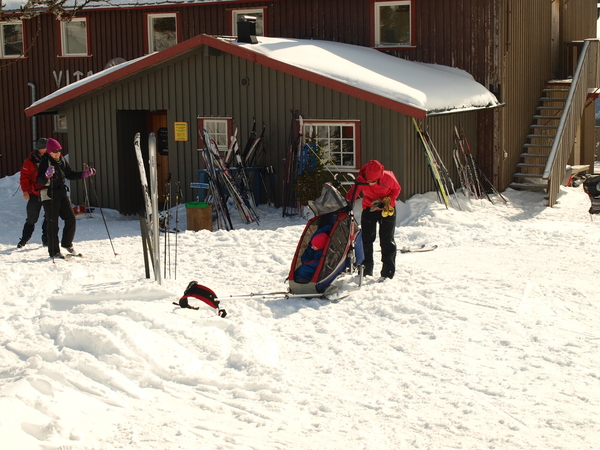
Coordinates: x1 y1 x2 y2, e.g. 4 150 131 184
400 244 438 254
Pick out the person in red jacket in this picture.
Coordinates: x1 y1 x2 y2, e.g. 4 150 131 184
18 138 49 248
346 160 401 280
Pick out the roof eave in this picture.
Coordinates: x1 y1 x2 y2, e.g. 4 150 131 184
425 102 505 117
25 34 473 120
25 34 210 117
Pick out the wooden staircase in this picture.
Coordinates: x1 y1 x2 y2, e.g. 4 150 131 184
509 81 570 192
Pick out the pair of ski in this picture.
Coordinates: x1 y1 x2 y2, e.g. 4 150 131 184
453 125 507 204
413 119 507 207
227 122 263 218
282 110 303 217
134 132 162 283
412 118 456 209
223 119 266 169
201 129 260 227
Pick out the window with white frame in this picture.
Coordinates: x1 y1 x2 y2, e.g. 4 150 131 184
303 121 359 169
198 117 233 159
60 17 89 56
374 1 412 47
148 13 178 53
1 21 24 58
231 8 265 36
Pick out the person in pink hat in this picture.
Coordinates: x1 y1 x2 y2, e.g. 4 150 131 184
36 138 96 259
346 160 401 280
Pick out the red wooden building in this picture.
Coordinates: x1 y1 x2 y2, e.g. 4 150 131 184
2 0 598 209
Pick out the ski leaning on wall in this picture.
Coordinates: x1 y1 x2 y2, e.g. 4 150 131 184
201 129 259 228
412 118 451 209
453 125 508 205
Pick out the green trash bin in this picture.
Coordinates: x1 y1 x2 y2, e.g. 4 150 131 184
186 202 213 231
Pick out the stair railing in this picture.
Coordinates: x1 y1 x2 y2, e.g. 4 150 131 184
543 39 599 206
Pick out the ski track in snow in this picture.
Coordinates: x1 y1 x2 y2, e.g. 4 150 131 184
1 170 599 449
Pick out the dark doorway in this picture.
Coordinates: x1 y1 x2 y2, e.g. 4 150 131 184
116 110 149 215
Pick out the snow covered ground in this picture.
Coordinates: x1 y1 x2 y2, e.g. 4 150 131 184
1 170 599 449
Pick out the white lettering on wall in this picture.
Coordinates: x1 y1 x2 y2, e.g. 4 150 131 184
53 69 95 89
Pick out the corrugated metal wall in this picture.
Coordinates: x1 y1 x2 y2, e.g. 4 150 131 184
561 0 598 172
497 0 598 190
561 0 597 43
62 47 479 213
498 0 554 190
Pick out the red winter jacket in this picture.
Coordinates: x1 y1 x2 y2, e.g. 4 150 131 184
346 160 401 208
20 151 46 196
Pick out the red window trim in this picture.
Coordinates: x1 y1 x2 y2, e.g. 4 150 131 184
0 19 28 59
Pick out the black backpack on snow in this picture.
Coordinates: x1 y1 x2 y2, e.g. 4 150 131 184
583 175 600 198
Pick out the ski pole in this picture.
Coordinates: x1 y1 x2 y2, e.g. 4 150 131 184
82 163 93 217
174 182 182 280
163 175 171 279
88 169 117 256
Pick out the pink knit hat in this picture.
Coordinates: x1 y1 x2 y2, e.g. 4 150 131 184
311 233 328 250
46 138 62 153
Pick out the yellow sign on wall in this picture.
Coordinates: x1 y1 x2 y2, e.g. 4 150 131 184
174 122 188 141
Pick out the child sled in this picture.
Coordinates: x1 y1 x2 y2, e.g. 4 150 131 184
288 182 365 296
174 182 365 315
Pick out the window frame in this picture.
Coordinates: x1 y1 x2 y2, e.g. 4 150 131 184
58 16 90 57
54 113 68 133
198 117 233 158
302 120 361 171
372 0 415 49
146 12 180 54
0 19 26 59
229 7 267 37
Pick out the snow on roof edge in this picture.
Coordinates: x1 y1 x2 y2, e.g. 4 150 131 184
26 35 500 118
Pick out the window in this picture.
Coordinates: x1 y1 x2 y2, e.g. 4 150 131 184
60 17 89 56
374 1 413 48
231 8 265 36
1 21 24 59
198 117 233 159
54 114 68 133
303 121 360 169
148 13 178 53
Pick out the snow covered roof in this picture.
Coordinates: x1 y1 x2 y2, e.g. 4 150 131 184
234 38 501 116
25 35 501 118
